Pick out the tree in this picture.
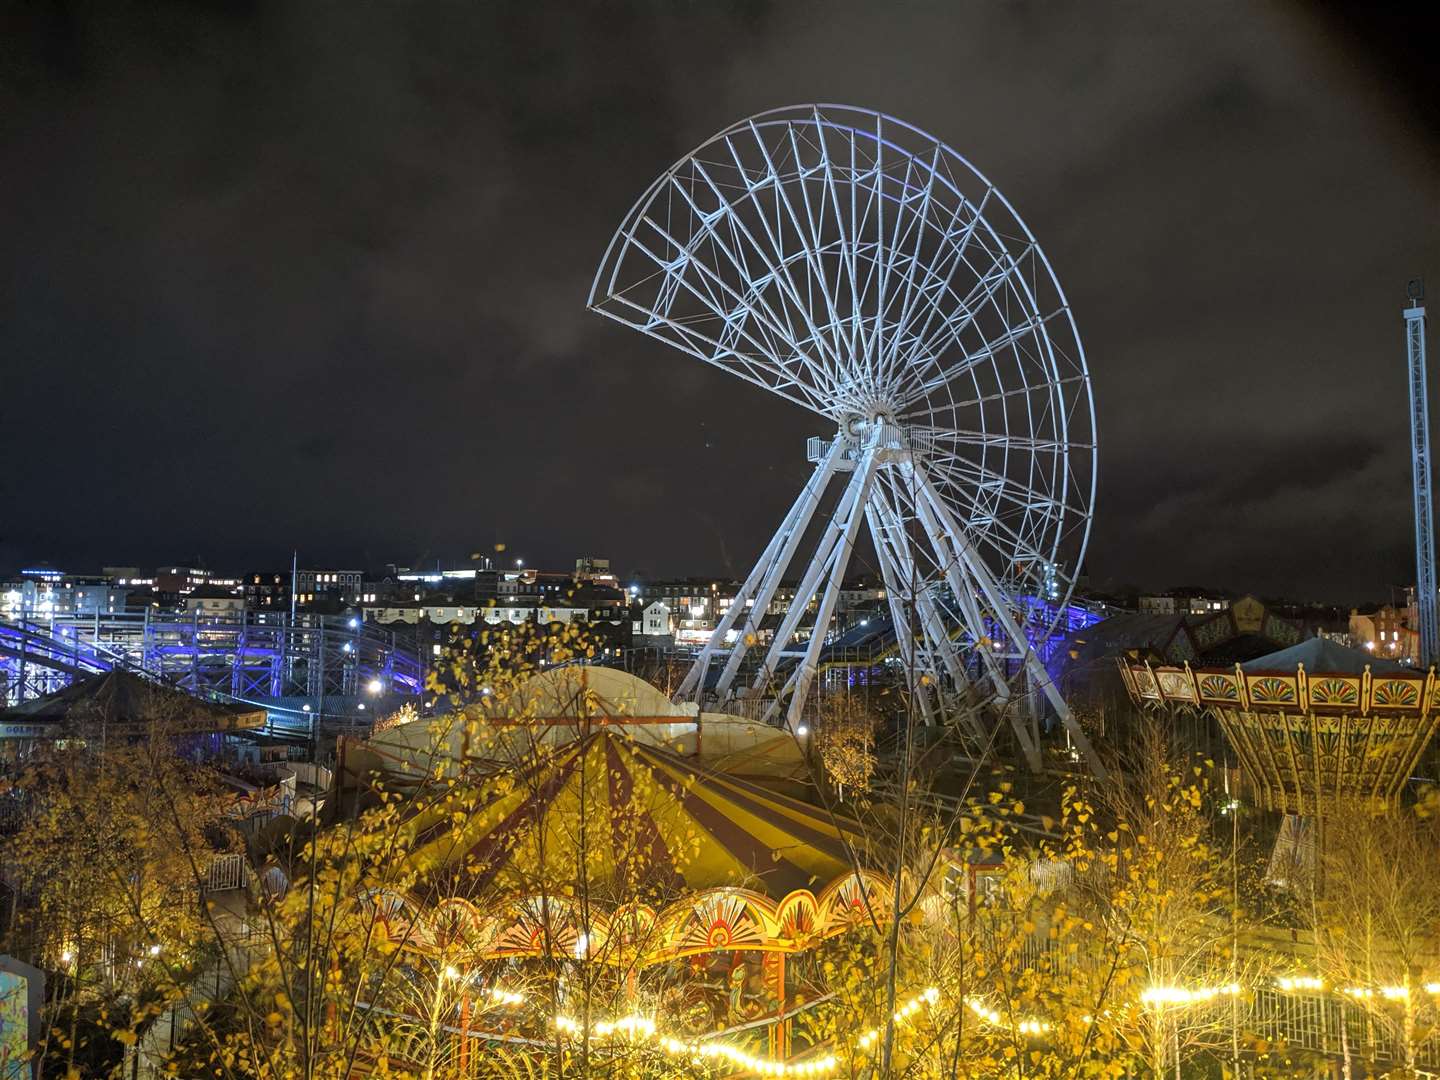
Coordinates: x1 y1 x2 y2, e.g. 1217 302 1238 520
1308 802 1440 1078
0 706 238 1078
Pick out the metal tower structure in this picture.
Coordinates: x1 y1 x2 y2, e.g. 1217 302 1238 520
1406 278 1436 669
589 105 1102 774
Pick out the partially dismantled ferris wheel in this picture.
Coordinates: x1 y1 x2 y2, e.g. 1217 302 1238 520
590 105 1099 773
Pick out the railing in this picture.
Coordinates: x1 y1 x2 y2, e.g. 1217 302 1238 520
202 852 251 893
1249 986 1440 1070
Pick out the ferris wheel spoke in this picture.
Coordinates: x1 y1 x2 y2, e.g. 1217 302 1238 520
931 430 1086 455
921 465 1061 573
605 219 802 373
616 314 833 414
785 121 871 385
677 157 848 399
907 369 1088 417
877 197 1000 391
898 238 1038 388
895 307 1066 411
925 451 1075 516
724 128 850 394
849 117 951 396
869 148 954 393
678 161 850 396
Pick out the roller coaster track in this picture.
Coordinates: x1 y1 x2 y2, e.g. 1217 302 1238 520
0 611 425 713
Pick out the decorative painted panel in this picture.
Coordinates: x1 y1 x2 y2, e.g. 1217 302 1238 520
1156 669 1195 702
1373 678 1421 709
1197 673 1241 703
1247 676 1298 706
1132 667 1160 700
1308 677 1359 708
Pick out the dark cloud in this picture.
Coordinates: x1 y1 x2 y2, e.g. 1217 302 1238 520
0 0 1436 603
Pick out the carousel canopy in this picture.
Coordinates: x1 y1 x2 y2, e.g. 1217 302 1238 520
0 669 265 735
362 665 805 782
404 728 866 900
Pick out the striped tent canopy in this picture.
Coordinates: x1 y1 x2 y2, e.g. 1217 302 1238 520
377 729 891 964
405 729 867 900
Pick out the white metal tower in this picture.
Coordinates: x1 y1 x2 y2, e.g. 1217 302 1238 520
1406 278 1436 669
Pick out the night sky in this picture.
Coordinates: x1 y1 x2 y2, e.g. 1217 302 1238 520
3 2 1436 604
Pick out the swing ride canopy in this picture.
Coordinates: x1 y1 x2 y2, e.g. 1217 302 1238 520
1120 638 1440 815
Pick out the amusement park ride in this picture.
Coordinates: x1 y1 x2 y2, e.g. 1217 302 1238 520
0 610 424 734
1406 278 1435 668
590 105 1101 774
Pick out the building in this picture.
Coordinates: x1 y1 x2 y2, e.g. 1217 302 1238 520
294 569 364 607
496 568 575 602
183 587 247 618
245 571 290 610
364 601 480 626
68 577 131 616
1350 604 1419 666
574 557 619 587
637 601 674 646
1 570 130 620
1137 592 1230 617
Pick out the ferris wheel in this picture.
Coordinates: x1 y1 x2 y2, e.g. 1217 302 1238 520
590 105 1099 773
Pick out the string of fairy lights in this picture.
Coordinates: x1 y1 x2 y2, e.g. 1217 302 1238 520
462 974 1440 1077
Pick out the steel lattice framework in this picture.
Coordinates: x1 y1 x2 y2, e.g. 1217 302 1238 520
0 612 424 725
590 106 1100 772
1405 286 1436 669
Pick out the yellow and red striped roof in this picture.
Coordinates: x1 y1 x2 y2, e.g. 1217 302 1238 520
404 729 868 900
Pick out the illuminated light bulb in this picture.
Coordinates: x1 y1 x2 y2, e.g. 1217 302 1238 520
61 950 73 964
149 944 161 956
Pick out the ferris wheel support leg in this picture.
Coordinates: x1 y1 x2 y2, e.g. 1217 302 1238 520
900 466 1030 741
709 441 845 700
863 502 947 731
774 448 880 730
913 469 1107 780
867 489 980 733
751 454 873 696
870 481 971 696
679 443 841 701
903 473 1015 706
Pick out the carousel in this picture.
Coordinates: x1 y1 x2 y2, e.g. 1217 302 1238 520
340 666 899 1056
